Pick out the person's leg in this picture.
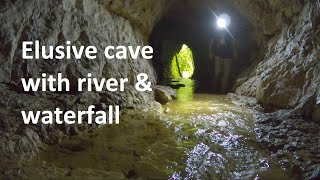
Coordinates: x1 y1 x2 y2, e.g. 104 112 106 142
214 57 222 92
210 57 216 91
221 59 231 93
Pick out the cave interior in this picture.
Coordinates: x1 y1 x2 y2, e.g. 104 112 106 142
150 0 255 93
0 0 320 179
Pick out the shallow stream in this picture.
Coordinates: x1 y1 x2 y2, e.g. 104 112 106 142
25 79 295 179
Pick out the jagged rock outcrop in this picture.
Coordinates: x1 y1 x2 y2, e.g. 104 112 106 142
235 1 320 116
0 0 159 161
0 0 156 85
232 2 320 178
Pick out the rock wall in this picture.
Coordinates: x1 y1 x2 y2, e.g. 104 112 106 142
235 0 320 116
0 0 160 161
0 0 156 85
97 0 173 39
229 0 306 47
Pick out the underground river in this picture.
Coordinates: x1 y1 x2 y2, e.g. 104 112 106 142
14 79 296 179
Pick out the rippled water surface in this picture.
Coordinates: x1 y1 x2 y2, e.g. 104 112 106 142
30 79 294 179
163 79 292 179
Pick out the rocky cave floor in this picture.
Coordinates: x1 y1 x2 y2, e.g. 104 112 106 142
0 84 319 179
228 94 320 179
1 110 182 180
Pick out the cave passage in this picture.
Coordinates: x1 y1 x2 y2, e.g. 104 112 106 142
171 44 195 79
150 2 255 93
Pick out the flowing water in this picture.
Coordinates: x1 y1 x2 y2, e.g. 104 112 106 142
163 79 293 179
25 79 295 180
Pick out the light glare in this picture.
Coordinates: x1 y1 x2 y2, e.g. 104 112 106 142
216 14 231 29
217 18 227 28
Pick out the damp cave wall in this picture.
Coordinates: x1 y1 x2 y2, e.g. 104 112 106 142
0 0 168 160
0 0 319 161
234 0 320 122
0 0 158 85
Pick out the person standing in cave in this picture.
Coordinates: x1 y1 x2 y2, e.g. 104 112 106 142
209 30 238 93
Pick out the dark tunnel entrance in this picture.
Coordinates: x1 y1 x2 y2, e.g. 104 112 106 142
150 1 256 93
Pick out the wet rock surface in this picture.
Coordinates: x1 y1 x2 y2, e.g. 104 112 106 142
0 84 157 162
255 111 320 179
228 93 320 179
154 86 174 105
231 3 320 177
0 110 185 180
1 90 319 179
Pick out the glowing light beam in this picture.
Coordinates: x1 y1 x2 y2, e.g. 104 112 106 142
209 8 234 39
217 14 231 28
217 18 227 28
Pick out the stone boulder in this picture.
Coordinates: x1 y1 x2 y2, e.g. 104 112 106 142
154 87 173 105
154 85 177 98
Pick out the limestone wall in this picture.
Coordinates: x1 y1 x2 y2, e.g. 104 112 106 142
0 0 158 161
0 0 156 85
235 1 320 118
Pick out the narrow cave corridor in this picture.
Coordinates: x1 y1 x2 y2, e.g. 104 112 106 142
0 0 320 179
150 2 255 93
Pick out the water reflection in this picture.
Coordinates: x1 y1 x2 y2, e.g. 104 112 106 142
165 79 292 179
29 79 294 180
171 78 195 102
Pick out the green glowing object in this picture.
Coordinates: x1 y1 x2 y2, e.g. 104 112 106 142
171 44 195 79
